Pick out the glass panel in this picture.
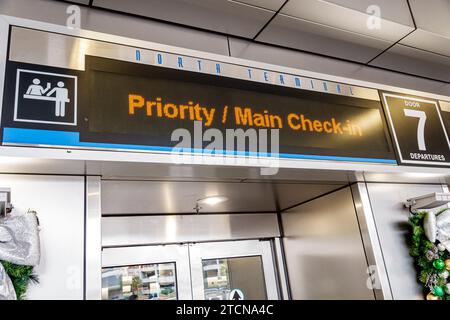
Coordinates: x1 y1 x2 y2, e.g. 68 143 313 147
101 263 177 300
202 256 267 300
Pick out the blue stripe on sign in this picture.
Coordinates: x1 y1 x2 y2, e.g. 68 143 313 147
2 127 397 164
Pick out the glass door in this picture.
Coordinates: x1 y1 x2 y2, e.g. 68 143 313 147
101 244 192 300
189 240 279 300
101 240 279 300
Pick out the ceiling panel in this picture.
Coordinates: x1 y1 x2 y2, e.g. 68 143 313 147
256 13 392 63
255 0 414 63
234 0 285 11
400 0 450 57
281 0 414 41
401 30 450 59
312 0 414 27
407 0 450 38
369 44 450 82
93 0 275 38
101 180 344 214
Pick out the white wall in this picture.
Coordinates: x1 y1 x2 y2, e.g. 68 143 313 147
0 174 85 300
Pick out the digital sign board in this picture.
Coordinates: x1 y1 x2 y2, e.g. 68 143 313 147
1 56 396 164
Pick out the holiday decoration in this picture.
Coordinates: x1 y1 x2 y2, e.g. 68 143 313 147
2 261 38 300
0 212 40 265
445 259 450 271
424 212 437 243
433 259 445 270
0 262 16 300
0 211 40 300
433 286 445 297
423 210 450 252
426 292 441 300
410 209 450 300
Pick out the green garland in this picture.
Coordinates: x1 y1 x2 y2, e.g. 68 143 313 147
409 209 450 300
1 261 39 300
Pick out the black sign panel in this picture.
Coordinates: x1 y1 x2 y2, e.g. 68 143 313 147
381 92 450 166
1 57 396 163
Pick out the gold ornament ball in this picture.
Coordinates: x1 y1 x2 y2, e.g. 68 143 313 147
426 292 441 300
445 259 450 271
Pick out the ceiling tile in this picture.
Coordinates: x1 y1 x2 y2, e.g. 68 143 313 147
229 37 450 96
401 29 450 58
256 13 392 63
317 0 414 26
408 0 450 38
400 0 450 57
93 0 274 38
83 11 230 55
280 0 414 42
369 44 450 82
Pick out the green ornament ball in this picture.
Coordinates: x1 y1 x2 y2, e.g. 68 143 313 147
433 259 445 270
433 286 445 297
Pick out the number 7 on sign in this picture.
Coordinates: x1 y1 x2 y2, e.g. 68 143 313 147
404 109 427 151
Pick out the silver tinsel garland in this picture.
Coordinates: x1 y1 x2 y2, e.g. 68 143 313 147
0 262 16 300
0 211 40 300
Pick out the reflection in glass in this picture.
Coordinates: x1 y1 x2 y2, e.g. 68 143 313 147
102 263 177 300
202 256 267 300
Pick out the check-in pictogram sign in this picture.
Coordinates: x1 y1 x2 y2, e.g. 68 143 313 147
14 69 77 126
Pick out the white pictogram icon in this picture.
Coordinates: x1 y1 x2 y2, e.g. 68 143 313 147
24 79 70 117
25 78 51 96
14 69 77 126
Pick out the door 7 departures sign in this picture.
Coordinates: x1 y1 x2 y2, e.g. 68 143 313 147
381 92 450 166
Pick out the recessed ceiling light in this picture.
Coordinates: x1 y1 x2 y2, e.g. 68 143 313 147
197 196 228 206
